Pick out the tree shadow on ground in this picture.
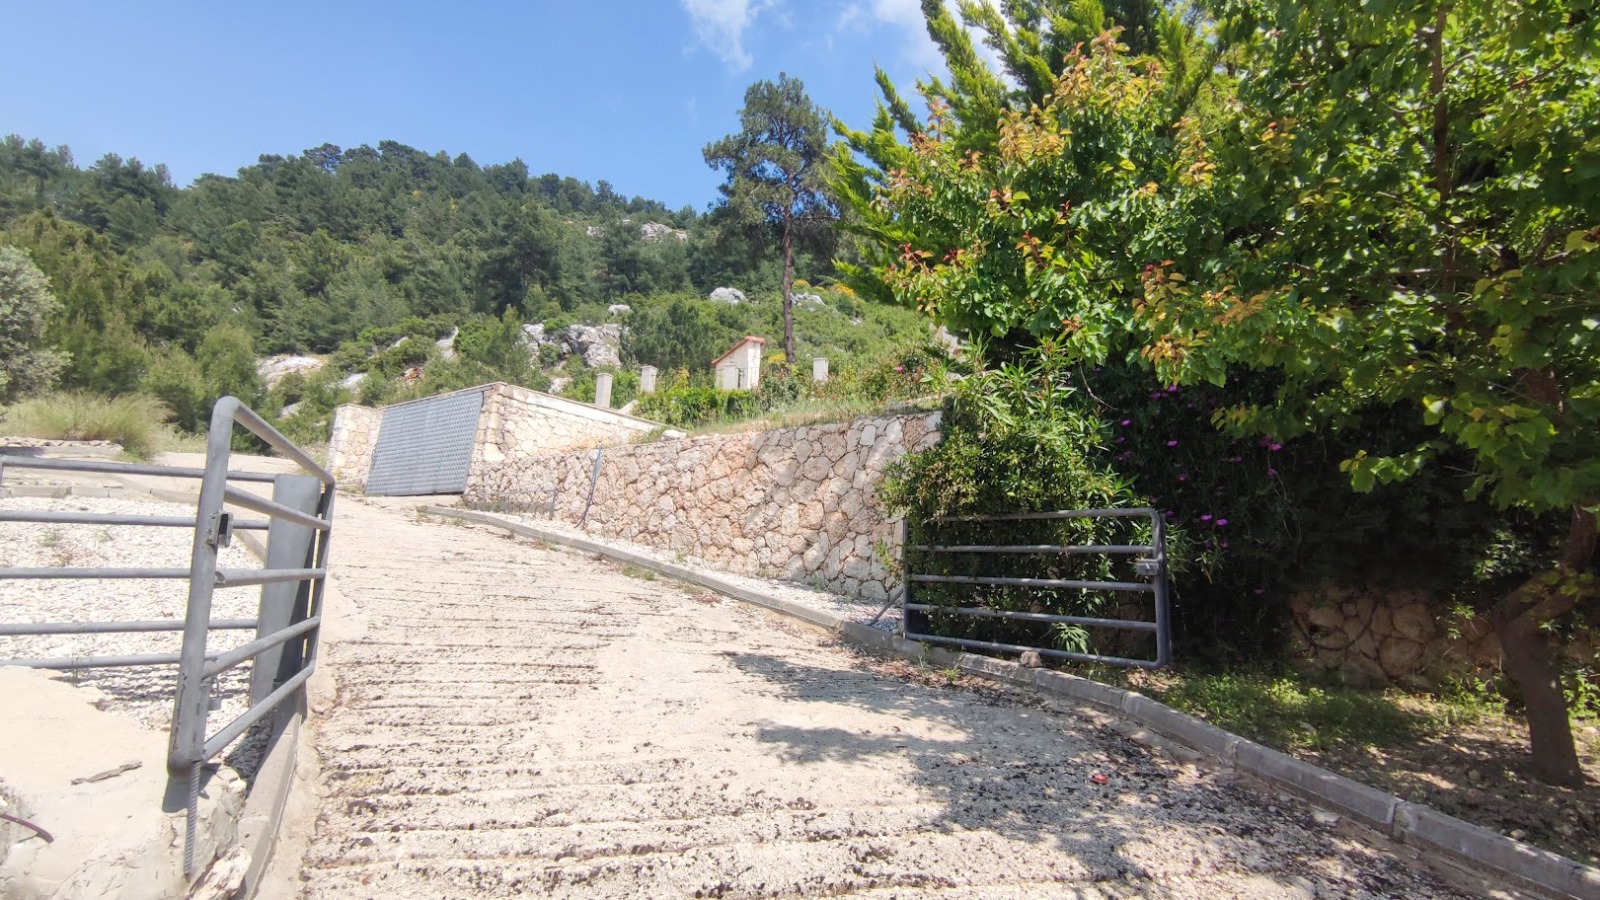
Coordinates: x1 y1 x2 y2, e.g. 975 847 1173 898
719 650 1472 898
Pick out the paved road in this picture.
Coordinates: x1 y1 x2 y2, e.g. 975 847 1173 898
275 497 1482 899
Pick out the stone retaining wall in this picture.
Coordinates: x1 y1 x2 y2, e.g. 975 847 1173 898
326 404 382 490
326 383 659 492
471 383 658 471
464 412 942 600
1286 584 1598 689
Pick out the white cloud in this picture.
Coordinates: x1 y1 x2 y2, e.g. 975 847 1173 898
860 0 1006 79
681 0 776 72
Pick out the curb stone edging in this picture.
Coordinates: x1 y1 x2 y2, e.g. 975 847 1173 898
427 506 1600 900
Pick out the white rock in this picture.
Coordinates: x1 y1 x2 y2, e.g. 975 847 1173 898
710 287 747 305
792 291 826 311
340 372 367 391
256 355 324 388
608 304 632 316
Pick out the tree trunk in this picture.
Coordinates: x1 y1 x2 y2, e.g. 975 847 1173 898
1492 504 1596 787
780 220 796 363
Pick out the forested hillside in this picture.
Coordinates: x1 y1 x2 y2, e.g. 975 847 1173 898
0 134 930 438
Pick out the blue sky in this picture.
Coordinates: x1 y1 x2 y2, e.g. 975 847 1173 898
4 1 950 212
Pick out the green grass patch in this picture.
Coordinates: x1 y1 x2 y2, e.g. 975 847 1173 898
1152 672 1434 752
2 392 173 459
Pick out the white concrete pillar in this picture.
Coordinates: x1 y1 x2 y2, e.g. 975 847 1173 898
812 357 829 382
594 372 613 408
639 365 658 394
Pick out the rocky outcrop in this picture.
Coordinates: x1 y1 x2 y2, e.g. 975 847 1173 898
793 291 826 311
710 287 747 305
639 222 688 242
256 355 324 388
520 323 621 368
464 412 942 600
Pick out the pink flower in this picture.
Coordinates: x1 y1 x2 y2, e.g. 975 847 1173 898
1199 514 1213 522
1166 440 1179 447
1120 419 1131 426
1215 518 1229 527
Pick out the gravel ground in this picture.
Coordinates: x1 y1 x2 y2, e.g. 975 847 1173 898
269 497 1495 899
0 495 267 774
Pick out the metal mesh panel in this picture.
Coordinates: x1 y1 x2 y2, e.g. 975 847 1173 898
365 390 485 496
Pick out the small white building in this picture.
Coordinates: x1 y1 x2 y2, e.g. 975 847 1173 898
712 336 765 390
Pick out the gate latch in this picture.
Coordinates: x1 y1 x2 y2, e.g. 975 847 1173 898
207 512 234 549
1134 557 1161 579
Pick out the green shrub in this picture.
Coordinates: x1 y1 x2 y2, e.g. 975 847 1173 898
634 385 761 427
3 392 172 458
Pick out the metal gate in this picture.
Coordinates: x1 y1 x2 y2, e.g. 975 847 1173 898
365 388 485 496
901 507 1172 669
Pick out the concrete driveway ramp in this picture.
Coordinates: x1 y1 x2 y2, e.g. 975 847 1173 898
276 498 1480 899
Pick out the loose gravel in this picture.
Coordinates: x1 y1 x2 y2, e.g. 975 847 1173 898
0 495 266 774
279 497 1486 899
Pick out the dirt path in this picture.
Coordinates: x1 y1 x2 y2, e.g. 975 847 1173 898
275 497 1490 899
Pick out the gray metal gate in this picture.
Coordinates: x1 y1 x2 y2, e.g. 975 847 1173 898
901 507 1172 669
365 388 485 496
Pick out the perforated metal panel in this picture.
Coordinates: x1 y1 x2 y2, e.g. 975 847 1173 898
365 390 485 496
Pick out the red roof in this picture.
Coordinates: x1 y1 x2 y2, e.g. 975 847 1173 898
712 335 766 366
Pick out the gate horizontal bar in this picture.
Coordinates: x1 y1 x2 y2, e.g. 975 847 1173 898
931 507 1160 523
903 630 1161 669
214 567 326 588
204 616 321 678
0 567 190 579
0 510 269 530
0 454 278 483
222 487 330 532
221 400 335 485
0 619 256 636
904 603 1158 631
0 650 221 670
912 543 1155 555
201 663 315 760
910 573 1154 592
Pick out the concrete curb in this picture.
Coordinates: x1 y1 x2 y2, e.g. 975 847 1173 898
231 711 302 898
433 506 1600 900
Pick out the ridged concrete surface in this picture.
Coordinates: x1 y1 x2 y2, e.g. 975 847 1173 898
287 498 1480 899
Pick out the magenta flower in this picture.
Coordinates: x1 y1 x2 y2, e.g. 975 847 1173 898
1199 514 1213 522
1215 518 1229 527
1166 440 1179 447
1269 443 1282 452
1121 419 1131 426
1267 468 1278 477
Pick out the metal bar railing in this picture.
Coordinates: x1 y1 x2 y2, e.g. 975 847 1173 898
0 454 280 483
0 567 193 579
0 619 256 636
912 543 1154 555
0 396 337 878
909 573 1156 592
0 510 270 530
203 616 320 678
902 506 1172 670
221 486 331 532
167 396 335 876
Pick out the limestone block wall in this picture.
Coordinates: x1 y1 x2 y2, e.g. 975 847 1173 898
326 404 383 490
465 412 942 600
471 383 659 472
327 383 660 493
1286 585 1598 689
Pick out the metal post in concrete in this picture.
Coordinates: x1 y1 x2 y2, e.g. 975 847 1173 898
249 475 321 707
639 366 657 394
812 357 829 382
594 373 613 408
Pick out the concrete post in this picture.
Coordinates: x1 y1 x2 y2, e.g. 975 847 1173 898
250 475 320 707
639 365 658 394
594 372 613 408
812 357 829 382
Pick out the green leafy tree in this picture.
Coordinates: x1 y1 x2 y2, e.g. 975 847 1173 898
705 74 839 362
1138 0 1600 785
620 297 740 373
0 246 66 401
